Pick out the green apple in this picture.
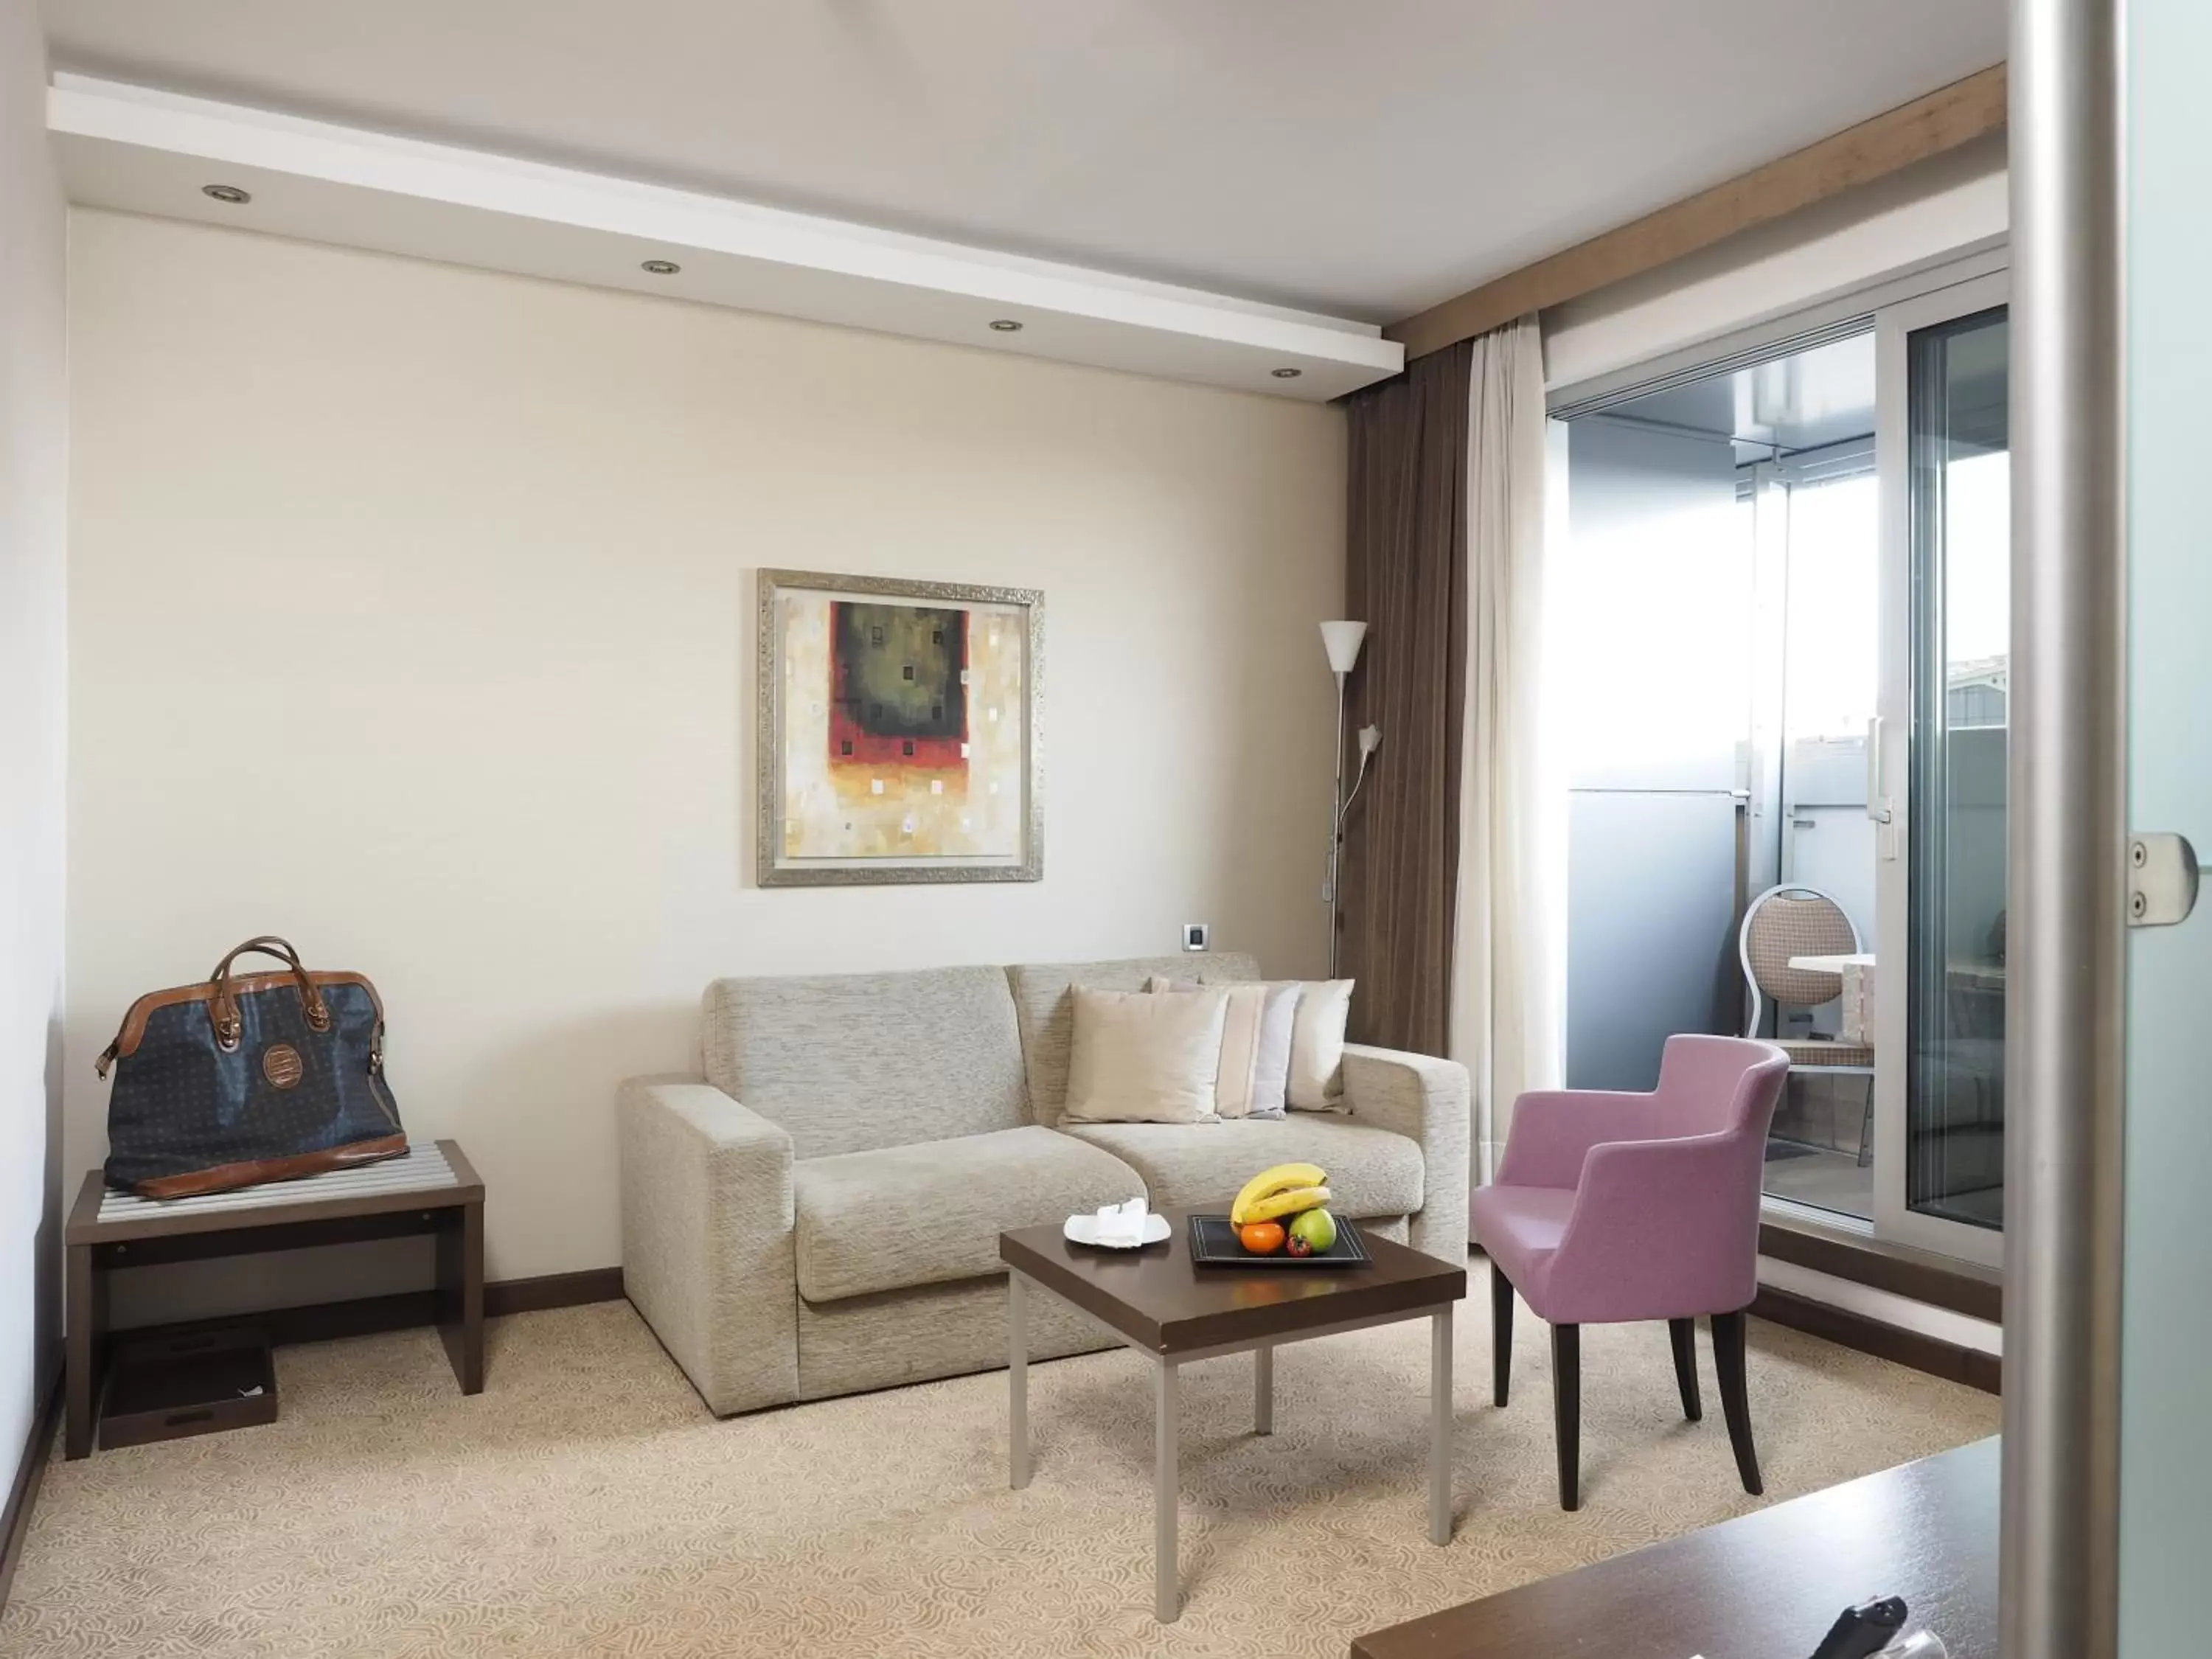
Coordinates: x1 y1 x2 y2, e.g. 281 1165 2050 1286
1288 1208 1338 1253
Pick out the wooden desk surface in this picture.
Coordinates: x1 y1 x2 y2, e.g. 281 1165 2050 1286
1352 1436 1997 1659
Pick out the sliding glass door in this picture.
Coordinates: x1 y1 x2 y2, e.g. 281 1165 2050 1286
1548 260 2013 1265
1872 273 2010 1265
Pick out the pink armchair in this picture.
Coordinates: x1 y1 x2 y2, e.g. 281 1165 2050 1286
1468 1034 1789 1510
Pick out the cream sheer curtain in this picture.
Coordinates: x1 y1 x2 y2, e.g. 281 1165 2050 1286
1450 316 1564 1183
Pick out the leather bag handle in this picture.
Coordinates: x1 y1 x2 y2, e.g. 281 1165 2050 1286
208 936 330 1050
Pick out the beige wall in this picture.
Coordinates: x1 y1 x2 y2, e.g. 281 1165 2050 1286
1 0 69 1498
64 209 1346 1286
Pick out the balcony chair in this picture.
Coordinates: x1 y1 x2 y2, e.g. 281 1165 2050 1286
1741 883 1875 1167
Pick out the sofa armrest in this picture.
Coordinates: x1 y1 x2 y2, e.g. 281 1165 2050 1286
618 1075 798 1416
1341 1044 1471 1263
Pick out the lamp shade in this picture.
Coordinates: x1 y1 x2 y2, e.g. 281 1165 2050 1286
1320 620 1368 674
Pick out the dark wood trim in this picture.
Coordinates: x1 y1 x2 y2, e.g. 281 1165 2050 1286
1761 1216 2003 1324
1387 63 2009 360
1753 1285 2000 1394
484 1267 625 1318
0 1356 63 1615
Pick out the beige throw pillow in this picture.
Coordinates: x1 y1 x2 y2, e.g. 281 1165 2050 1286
1270 979 1354 1111
1062 987 1229 1125
1147 978 1298 1119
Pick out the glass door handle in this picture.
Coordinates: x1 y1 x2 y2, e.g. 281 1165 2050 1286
1866 716 1894 824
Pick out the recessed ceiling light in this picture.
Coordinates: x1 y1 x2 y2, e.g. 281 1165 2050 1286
1271 367 1303 379
201 184 251 205
641 259 681 275
989 319 1023 333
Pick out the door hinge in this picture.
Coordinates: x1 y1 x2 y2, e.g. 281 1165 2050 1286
2128 832 2200 928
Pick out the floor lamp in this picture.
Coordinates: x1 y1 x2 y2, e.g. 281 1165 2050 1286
1321 621 1382 978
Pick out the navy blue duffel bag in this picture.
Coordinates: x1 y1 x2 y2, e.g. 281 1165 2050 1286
95 936 404 1198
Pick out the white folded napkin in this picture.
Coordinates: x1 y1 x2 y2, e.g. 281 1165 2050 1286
1093 1196 1149 1246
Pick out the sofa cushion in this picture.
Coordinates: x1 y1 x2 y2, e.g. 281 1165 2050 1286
704 966 1030 1160
1008 954 1260 1125
1061 1116 1425 1220
793 1126 1142 1303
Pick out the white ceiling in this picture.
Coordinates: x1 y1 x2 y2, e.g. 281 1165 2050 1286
41 0 2006 324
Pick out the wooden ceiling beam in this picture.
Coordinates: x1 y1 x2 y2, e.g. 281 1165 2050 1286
1385 63 2008 362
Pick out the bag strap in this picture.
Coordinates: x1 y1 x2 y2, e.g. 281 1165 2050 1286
207 936 330 1051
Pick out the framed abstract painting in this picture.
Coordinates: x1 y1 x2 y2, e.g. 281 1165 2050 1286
756 568 1043 886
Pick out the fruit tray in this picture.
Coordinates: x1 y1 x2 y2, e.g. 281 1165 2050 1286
1187 1214 1372 1268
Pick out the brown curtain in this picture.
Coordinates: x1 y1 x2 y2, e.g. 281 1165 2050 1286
1340 341 1471 1055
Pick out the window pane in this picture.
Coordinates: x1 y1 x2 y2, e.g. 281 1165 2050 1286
1906 307 2009 1230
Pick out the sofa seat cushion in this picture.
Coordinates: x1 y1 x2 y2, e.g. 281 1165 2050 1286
1061 1116 1425 1220
793 1126 1143 1304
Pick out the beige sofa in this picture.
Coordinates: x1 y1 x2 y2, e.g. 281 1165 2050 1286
619 954 1471 1416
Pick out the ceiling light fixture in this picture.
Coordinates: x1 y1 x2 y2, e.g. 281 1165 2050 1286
1272 367 1303 379
989 319 1023 333
201 184 251 205
641 259 681 275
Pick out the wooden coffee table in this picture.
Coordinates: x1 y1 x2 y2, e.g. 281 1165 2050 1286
999 1211 1468 1623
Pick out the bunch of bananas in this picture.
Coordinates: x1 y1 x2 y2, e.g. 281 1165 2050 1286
1228 1163 1338 1256
1230 1162 1332 1225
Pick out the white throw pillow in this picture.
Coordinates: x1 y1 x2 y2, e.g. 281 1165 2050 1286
1146 978 1298 1119
1205 978 1353 1111
1062 987 1229 1125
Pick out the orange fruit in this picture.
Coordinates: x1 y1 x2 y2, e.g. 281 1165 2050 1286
1238 1221 1286 1255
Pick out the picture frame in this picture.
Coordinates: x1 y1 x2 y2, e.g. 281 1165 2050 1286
755 568 1044 886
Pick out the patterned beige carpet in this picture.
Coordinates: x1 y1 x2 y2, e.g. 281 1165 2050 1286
4 1281 1996 1658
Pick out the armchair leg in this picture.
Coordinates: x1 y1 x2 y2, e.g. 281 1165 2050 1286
1551 1322 1581 1512
1490 1265 1514 1407
1668 1318 1703 1422
1711 1310 1763 1495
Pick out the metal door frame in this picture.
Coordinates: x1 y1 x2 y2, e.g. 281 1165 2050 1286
1871 269 2013 1270
2003 3 2128 1658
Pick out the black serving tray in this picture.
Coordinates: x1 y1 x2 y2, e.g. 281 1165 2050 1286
1188 1213 1370 1268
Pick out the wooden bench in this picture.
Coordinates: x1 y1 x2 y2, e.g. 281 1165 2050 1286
65 1139 484 1459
